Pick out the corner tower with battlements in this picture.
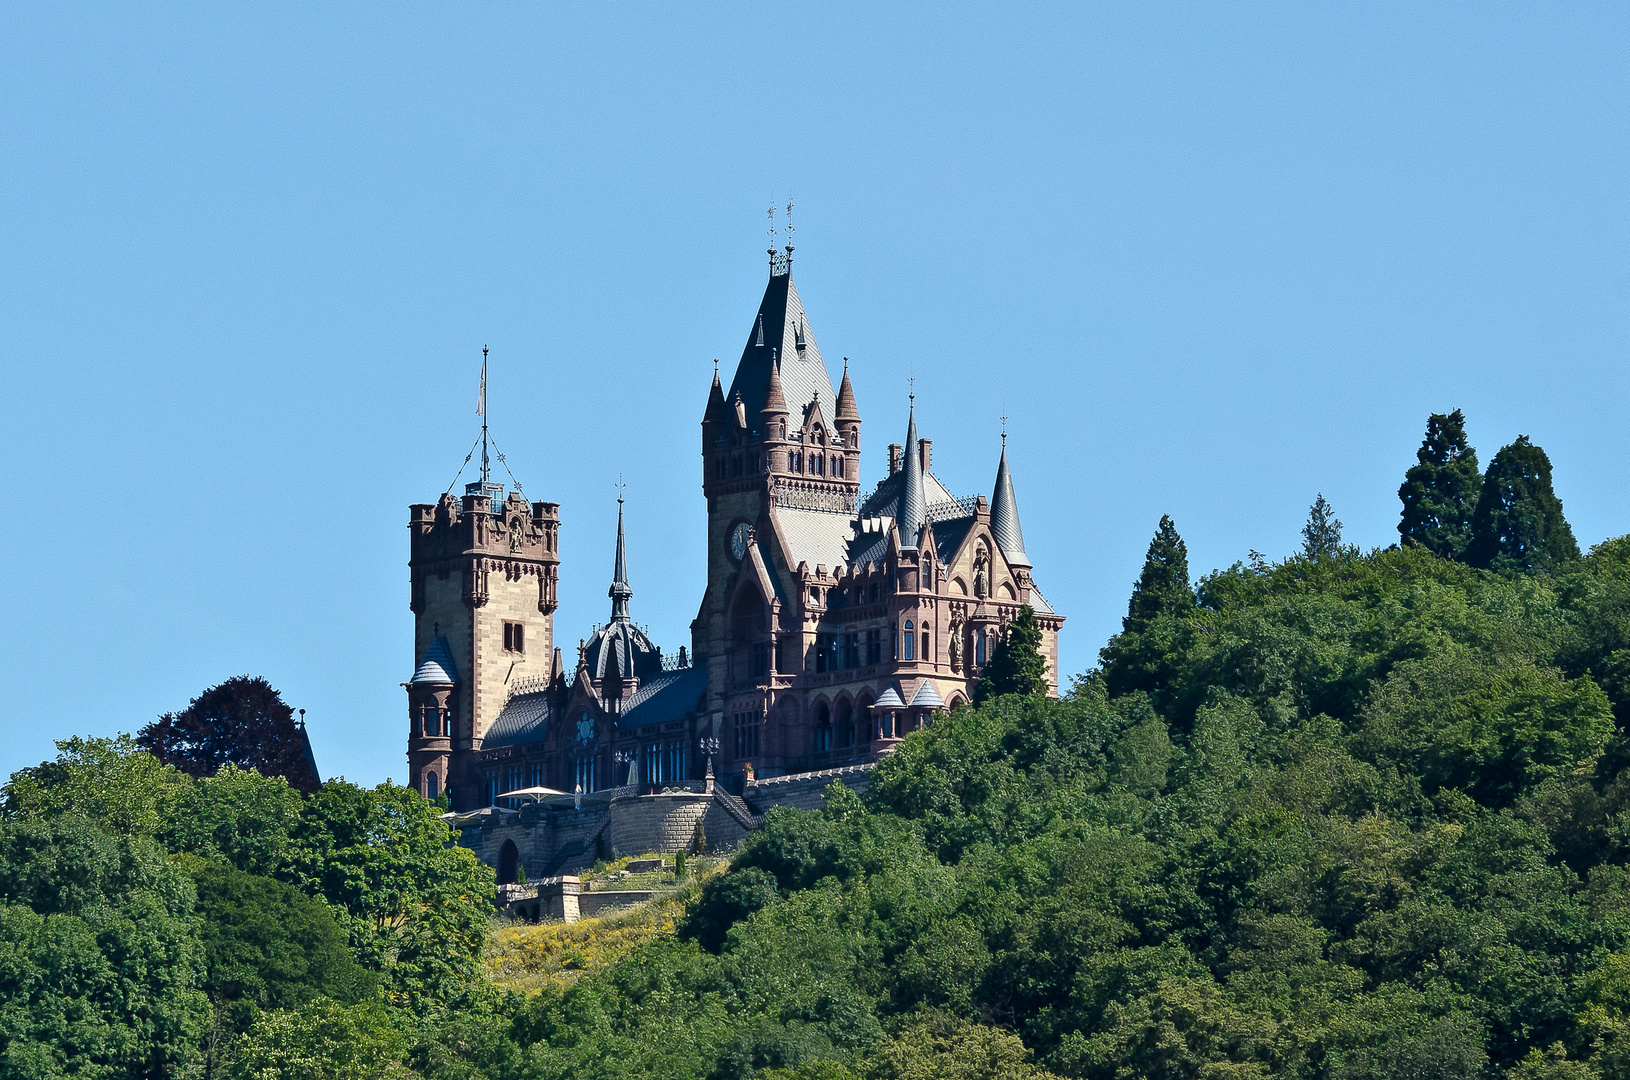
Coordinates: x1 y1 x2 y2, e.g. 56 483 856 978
406 482 560 810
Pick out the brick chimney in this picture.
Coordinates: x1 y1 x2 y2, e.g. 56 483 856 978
888 443 902 475
918 439 932 474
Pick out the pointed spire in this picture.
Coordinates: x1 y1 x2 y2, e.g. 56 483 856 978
762 350 788 417
609 490 633 622
990 430 1031 568
703 362 728 424
899 398 925 551
835 358 859 422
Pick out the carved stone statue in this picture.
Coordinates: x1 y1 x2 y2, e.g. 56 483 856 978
973 553 990 600
948 619 964 668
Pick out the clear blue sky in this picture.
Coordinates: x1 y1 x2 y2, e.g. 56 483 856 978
3 5 1628 786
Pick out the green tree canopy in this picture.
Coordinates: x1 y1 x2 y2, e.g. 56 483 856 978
975 605 1049 704
1466 434 1581 573
1398 408 1482 559
1 734 190 838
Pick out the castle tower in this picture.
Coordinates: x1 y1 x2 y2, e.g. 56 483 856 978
407 482 560 810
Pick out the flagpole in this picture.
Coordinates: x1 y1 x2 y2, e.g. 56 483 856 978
480 345 490 486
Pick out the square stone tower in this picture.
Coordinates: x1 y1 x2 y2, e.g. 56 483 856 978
407 481 559 810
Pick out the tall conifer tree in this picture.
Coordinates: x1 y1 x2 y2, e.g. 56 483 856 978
1301 494 1344 561
1398 409 1481 559
975 605 1048 703
1465 435 1579 573
1125 515 1194 634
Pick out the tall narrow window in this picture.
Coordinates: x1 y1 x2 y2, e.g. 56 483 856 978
426 772 439 800
866 629 881 665
976 629 987 666
903 621 915 660
844 633 860 668
504 622 525 653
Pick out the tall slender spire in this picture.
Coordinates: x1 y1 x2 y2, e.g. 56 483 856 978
762 350 788 417
899 396 925 551
609 486 632 622
990 429 1031 568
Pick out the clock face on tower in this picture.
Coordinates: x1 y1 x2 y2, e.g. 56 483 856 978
729 522 751 563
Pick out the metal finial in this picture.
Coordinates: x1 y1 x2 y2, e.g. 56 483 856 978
1000 414 1008 446
615 473 626 505
784 200 794 256
767 202 777 261
908 375 916 406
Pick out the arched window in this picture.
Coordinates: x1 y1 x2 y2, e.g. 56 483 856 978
903 621 915 660
922 626 931 662
832 456 841 477
976 628 987 665
426 772 439 800
815 702 832 752
497 840 519 886
837 700 854 748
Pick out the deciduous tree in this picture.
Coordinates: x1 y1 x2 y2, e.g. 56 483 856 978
138 676 320 793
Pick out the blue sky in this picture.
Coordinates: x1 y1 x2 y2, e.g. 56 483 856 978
3 5 1628 786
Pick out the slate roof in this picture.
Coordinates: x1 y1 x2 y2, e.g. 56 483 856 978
726 273 837 433
990 442 1030 568
411 636 459 684
909 681 946 708
853 470 978 567
620 665 709 731
483 691 554 748
873 686 906 708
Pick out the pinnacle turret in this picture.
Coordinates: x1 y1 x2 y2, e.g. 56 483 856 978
899 403 925 551
762 352 788 417
609 496 632 622
703 365 728 424
990 437 1031 568
835 360 859 422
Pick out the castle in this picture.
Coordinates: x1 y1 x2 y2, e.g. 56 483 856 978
405 248 1063 824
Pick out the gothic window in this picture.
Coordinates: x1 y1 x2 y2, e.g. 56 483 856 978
778 420 787 439
866 628 881 665
844 632 860 668
734 710 760 759
922 625 931 663
837 700 854 748
976 628 987 666
645 741 660 784
504 621 525 653
815 702 832 752
425 771 438 799
486 771 499 806
903 621 915 660
870 582 881 603
575 756 597 794
527 761 542 788
831 456 841 477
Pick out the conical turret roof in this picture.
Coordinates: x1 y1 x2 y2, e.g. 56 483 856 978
899 404 925 551
411 635 459 684
835 361 859 421
990 439 1031 568
761 353 788 416
703 367 728 423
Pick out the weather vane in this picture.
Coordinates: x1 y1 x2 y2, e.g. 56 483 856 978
615 473 626 505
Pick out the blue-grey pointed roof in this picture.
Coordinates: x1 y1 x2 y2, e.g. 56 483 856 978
990 440 1030 568
899 405 925 551
725 272 837 436
909 681 945 709
411 636 459 684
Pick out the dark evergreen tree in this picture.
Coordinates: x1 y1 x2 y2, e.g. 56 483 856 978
1398 409 1481 559
1124 515 1194 634
1465 435 1580 573
138 676 320 793
974 605 1049 704
1301 493 1343 561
